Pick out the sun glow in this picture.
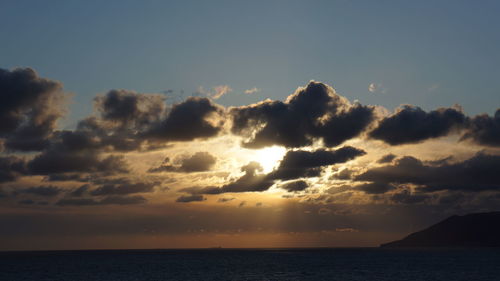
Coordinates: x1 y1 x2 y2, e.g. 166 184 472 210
254 146 287 173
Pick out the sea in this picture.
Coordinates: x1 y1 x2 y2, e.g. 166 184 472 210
1 248 499 281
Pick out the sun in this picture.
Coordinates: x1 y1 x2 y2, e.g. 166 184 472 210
254 146 287 173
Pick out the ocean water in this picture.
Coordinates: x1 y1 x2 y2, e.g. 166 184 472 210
1 248 499 281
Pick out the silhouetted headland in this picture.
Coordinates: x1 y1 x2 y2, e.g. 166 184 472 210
381 212 500 248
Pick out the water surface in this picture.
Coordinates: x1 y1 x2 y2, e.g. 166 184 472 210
1 248 499 281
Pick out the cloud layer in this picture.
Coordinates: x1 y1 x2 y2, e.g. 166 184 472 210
0 67 499 215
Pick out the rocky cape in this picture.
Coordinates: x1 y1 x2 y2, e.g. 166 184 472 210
381 212 500 248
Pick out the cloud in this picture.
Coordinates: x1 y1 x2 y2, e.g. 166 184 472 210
368 83 386 94
149 152 216 173
182 162 274 195
214 161 275 193
176 194 206 203
70 184 90 197
461 109 500 146
0 68 67 152
355 182 395 194
280 180 309 192
28 149 128 175
217 197 235 203
90 181 158 196
18 186 62 197
318 208 332 215
268 146 366 180
94 89 166 129
377 154 396 164
67 92 226 152
0 156 27 183
369 105 466 145
244 87 260 95
331 168 353 180
335 227 358 232
212 85 232 99
195 85 232 99
368 83 377 93
181 147 364 195
18 199 35 205
45 173 90 182
146 97 225 142
355 152 500 193
390 189 430 204
56 195 147 206
231 81 375 148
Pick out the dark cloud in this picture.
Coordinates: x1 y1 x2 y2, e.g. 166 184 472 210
18 199 35 205
216 162 274 193
390 189 430 204
217 197 235 203
90 181 158 196
73 118 145 152
28 148 128 175
47 90 167 153
461 109 500 146
182 147 364 195
61 93 224 153
56 195 147 206
369 105 466 145
268 146 365 180
280 180 309 192
276 146 365 169
182 162 275 195
0 156 27 182
149 152 216 173
0 68 66 151
70 184 90 197
332 168 353 180
55 198 98 206
18 186 62 197
44 173 90 182
95 89 165 129
355 153 500 192
99 195 147 205
355 182 395 194
176 194 206 203
146 97 224 141
425 156 453 166
377 154 396 164
230 81 375 148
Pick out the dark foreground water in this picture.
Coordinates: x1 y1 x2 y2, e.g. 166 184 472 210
1 248 499 281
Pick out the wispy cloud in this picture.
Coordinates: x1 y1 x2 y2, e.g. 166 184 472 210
244 87 261 95
368 82 386 94
196 85 233 99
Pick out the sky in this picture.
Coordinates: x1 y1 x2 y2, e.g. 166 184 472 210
0 0 500 250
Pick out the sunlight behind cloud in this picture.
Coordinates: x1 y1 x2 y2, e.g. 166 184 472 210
253 146 287 173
